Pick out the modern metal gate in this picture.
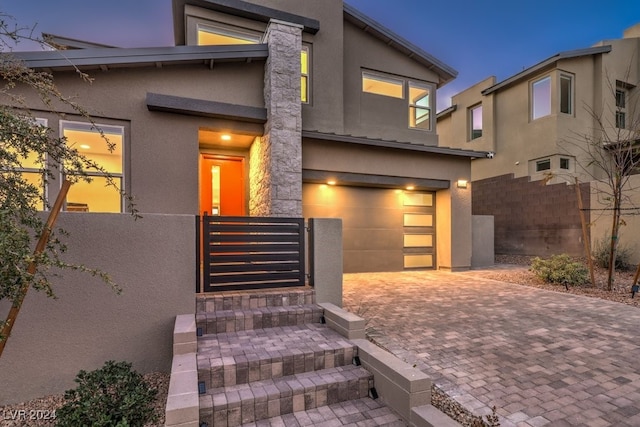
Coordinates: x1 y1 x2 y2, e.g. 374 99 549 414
197 215 306 292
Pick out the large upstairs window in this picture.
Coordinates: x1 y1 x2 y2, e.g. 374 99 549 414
361 71 434 131
197 23 261 45
532 76 551 120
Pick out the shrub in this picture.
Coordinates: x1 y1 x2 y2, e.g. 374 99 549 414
56 360 158 427
530 254 589 288
592 235 633 271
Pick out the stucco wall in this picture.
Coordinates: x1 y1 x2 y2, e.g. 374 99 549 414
0 213 195 404
590 175 640 266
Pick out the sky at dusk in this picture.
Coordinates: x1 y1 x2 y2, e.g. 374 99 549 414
3 0 640 111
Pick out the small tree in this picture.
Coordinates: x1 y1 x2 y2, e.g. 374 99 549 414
563 66 640 290
0 14 136 349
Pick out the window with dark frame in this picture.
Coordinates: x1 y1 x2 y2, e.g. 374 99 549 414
536 159 551 172
560 74 573 114
560 158 570 170
469 104 482 140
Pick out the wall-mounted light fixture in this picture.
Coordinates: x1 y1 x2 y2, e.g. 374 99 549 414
327 180 336 186
405 185 415 191
457 179 468 189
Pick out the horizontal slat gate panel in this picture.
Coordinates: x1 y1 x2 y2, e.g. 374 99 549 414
212 234 301 243
208 225 301 233
201 215 305 292
211 262 299 273
204 272 301 284
209 243 301 253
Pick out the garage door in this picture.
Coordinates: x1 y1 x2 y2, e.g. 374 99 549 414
303 184 435 273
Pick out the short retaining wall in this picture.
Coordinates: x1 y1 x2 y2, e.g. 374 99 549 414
0 213 195 405
320 303 461 426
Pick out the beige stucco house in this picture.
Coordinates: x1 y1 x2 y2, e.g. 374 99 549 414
0 0 485 403
438 23 640 261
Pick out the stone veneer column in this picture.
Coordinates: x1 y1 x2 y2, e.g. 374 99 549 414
249 19 303 217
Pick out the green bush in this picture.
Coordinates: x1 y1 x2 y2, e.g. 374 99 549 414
56 360 158 427
592 235 633 271
530 254 589 287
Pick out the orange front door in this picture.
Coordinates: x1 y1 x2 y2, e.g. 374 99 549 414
199 155 245 217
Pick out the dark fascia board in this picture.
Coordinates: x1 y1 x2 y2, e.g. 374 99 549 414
147 92 267 124
303 169 450 191
9 44 268 70
482 45 612 96
436 104 457 120
302 130 486 159
41 33 117 50
173 0 320 45
343 3 457 88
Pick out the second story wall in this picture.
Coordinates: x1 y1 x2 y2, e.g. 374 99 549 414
342 20 441 145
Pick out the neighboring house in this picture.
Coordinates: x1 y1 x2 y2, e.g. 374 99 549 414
0 0 484 403
437 23 640 260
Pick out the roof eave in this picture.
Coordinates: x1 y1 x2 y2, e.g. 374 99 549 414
302 130 486 159
343 3 457 87
9 44 269 71
482 45 612 96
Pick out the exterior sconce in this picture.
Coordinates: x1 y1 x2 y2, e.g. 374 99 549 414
457 179 468 189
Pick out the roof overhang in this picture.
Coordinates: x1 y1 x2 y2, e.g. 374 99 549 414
343 3 457 88
147 92 267 124
173 0 320 46
436 104 457 120
8 44 268 72
302 130 486 159
303 169 450 191
482 45 612 96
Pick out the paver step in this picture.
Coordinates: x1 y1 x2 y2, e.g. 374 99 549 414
199 365 374 426
196 288 315 314
196 304 323 334
239 398 407 426
197 324 357 389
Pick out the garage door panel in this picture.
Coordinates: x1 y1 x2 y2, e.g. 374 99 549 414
303 183 435 273
344 250 404 273
343 228 403 251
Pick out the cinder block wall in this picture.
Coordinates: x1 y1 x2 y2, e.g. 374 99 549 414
0 213 195 404
472 174 590 256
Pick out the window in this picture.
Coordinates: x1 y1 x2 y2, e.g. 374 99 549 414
61 121 124 213
301 46 309 103
536 159 551 172
560 74 573 114
532 76 551 120
362 72 404 99
197 23 261 45
560 158 570 170
469 104 483 140
616 88 627 129
408 82 431 130
3 118 48 209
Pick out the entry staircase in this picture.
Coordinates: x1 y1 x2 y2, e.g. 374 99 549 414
165 288 461 427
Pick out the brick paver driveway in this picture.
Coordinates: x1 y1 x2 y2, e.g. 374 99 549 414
343 270 640 427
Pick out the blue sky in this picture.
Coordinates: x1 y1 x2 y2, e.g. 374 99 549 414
3 0 640 111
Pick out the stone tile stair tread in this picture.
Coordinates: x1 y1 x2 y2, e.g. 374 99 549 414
198 304 321 318
202 364 372 400
197 323 354 357
239 397 406 427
